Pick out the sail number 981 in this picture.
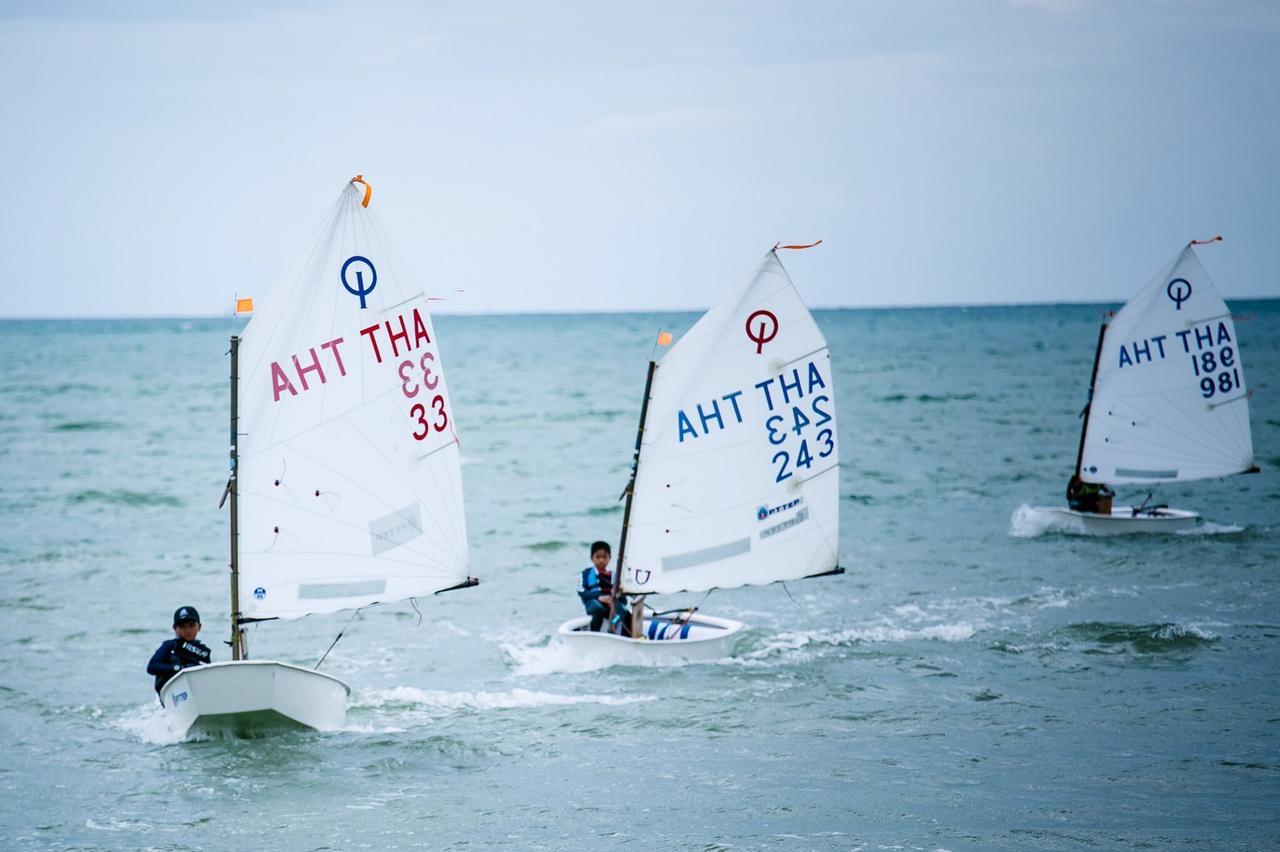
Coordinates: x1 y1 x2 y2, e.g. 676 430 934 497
766 395 835 482
1190 346 1241 399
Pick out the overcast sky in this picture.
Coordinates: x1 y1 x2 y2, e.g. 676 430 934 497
1 0 1277 317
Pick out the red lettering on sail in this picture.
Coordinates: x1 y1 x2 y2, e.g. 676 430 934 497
363 309 434 367
270 362 297 402
270 337 352 403
412 308 431 349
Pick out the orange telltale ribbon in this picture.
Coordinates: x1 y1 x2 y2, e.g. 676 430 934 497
774 239 823 251
350 174 372 208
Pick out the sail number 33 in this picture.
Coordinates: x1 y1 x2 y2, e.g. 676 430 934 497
398 352 449 440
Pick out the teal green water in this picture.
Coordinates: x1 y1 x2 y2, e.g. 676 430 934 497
1 303 1278 849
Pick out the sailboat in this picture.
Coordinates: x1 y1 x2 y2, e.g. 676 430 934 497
160 176 477 736
557 244 843 662
1044 237 1257 535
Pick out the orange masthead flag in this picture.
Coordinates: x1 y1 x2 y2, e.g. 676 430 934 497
235 297 255 314
656 331 673 346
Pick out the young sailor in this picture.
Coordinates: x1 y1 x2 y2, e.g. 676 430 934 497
577 541 632 637
1066 475 1115 514
146 605 212 696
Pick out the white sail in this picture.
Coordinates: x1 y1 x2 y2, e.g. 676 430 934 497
235 181 470 619
1080 244 1254 485
621 250 840 596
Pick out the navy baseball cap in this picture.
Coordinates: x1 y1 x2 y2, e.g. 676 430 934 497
173 606 201 625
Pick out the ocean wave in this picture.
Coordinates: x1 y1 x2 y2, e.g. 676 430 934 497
357 686 654 711
1177 521 1246 535
1063 621 1218 653
68 489 183 508
53 420 123 432
878 392 979 403
86 818 155 832
745 623 977 658
502 638 734 675
524 540 569 552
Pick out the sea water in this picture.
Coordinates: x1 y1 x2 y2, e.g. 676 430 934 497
1 302 1277 850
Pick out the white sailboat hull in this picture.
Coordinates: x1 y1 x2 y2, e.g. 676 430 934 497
158 660 350 738
556 613 744 663
1045 505 1200 535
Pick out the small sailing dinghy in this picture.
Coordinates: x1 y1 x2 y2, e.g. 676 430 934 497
1040 238 1257 535
558 245 843 663
161 176 476 737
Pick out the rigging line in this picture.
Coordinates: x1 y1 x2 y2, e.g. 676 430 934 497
1098 393 1245 463
777 345 831 370
1094 411 1237 466
337 404 469 565
781 581 801 609
238 446 463 562
1135 389 1252 461
409 596 423 627
243 444 403 523
1222 389 1255 458
315 608 361 670
675 589 714 626
235 494 461 572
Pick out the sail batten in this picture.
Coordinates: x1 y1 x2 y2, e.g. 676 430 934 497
1079 245 1255 485
621 251 840 596
235 181 470 620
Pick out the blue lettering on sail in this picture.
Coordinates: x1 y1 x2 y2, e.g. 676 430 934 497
1117 335 1168 368
672 357 837 487
1116 320 1242 401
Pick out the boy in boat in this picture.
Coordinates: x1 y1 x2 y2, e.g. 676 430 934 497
1066 475 1115 515
146 605 212 696
577 541 632 637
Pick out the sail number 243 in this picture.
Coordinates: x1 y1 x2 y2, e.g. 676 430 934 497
767 396 835 482
398 353 449 439
1189 346 1241 399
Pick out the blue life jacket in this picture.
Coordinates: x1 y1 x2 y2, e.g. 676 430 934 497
146 637 211 694
578 565 612 608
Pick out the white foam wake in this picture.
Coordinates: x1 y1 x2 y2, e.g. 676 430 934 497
502 637 738 675
359 686 655 711
1177 521 1246 535
746 623 977 659
115 702 186 745
1009 504 1085 538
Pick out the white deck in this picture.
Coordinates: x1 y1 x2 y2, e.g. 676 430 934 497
158 660 350 738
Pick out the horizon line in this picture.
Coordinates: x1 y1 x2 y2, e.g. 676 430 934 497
2 293 1277 322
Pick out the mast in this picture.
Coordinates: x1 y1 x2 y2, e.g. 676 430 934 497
613 359 657 626
229 334 244 660
1073 319 1108 479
